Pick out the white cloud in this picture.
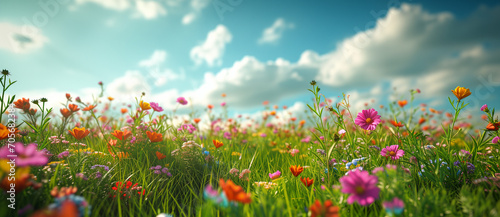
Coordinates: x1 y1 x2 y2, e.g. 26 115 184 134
134 0 167 19
74 0 131 11
0 22 48 53
139 50 167 67
182 12 197 25
258 18 294 44
139 50 184 86
107 71 151 99
190 25 232 66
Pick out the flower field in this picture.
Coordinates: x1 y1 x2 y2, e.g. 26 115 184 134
0 70 499 217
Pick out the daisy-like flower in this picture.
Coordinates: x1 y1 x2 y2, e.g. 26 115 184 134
177 97 188 105
139 101 151 110
339 170 380 206
381 145 405 160
451 86 471 101
150 102 164 112
354 108 381 131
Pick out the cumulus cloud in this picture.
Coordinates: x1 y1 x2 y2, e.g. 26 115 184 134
134 0 167 19
107 71 151 99
139 50 167 67
139 50 184 86
74 0 131 11
0 22 48 53
258 18 294 44
190 25 232 66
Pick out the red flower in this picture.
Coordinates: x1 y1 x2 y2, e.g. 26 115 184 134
213 139 224 148
290 165 304 177
156 151 166 160
397 100 407 107
310 200 340 217
111 130 132 141
219 179 251 204
14 98 30 112
146 131 163 142
60 108 71 118
68 104 79 112
82 104 97 111
300 177 314 187
390 120 404 128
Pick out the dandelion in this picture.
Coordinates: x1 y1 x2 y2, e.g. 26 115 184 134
146 131 163 143
139 101 151 110
300 177 314 187
269 170 281 180
354 108 381 131
451 86 471 101
383 197 405 216
177 97 188 105
309 200 340 217
68 127 90 140
289 165 304 177
340 170 380 206
381 145 405 160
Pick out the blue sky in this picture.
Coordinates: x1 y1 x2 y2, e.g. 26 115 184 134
1 0 500 122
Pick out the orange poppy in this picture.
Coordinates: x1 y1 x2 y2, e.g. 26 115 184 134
299 120 306 125
68 127 90 140
418 117 426 125
156 151 166 160
14 98 30 112
213 139 224 148
121 108 128 114
82 104 96 111
111 130 132 141
207 104 214 109
451 86 471 101
68 104 79 112
290 165 304 177
219 179 251 204
194 118 201 124
139 101 151 110
60 108 71 118
146 131 163 142
397 100 407 107
291 117 297 122
300 177 313 187
309 200 340 217
390 120 404 128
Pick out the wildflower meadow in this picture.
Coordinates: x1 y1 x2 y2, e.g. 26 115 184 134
0 69 499 217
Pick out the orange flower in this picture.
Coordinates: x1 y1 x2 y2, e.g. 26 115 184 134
290 165 304 177
108 96 114 101
156 151 166 160
14 98 30 112
300 177 313 187
0 166 30 193
486 122 500 131
221 93 226 97
213 139 224 148
291 117 297 122
194 118 201 124
50 186 78 198
0 124 9 140
219 179 251 204
418 117 426 125
60 108 71 118
29 108 37 115
207 104 214 109
429 108 437 114
116 152 129 159
139 100 151 110
68 104 79 112
146 131 163 142
299 120 306 125
270 110 276 116
68 127 90 140
397 100 407 107
309 200 340 217
445 112 453 118
451 86 471 101
30 200 79 217
82 104 96 111
111 130 132 141
107 139 117 156
390 120 404 128
121 108 128 114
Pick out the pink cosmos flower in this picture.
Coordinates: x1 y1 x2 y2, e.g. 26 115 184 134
339 170 380 206
381 145 405 160
354 108 381 130
177 97 188 105
492 136 500 144
0 143 49 167
269 170 281 179
150 102 164 112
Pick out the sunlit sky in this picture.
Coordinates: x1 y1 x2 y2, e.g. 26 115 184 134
1 0 500 122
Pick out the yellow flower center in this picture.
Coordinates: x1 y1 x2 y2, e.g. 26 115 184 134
389 151 396 156
365 118 373 124
355 186 365 194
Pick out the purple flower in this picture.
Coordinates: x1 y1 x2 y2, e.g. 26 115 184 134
0 143 48 167
381 145 405 160
223 132 232 140
162 167 169 174
76 173 88 181
340 170 380 206
492 136 500 144
383 197 404 215
480 104 488 112
95 171 102 179
354 108 381 131
177 97 188 105
155 165 162 170
57 150 69 159
150 102 164 112
154 170 161 174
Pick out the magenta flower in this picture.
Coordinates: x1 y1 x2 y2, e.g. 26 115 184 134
354 108 381 130
176 97 188 105
0 143 49 167
492 136 500 144
480 104 488 112
150 102 164 112
383 197 405 215
381 145 405 160
221 102 226 107
339 170 380 206
269 170 281 179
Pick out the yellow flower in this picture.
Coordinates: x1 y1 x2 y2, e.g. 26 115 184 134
140 100 151 110
451 86 471 101
48 160 65 166
231 152 241 156
451 138 466 148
